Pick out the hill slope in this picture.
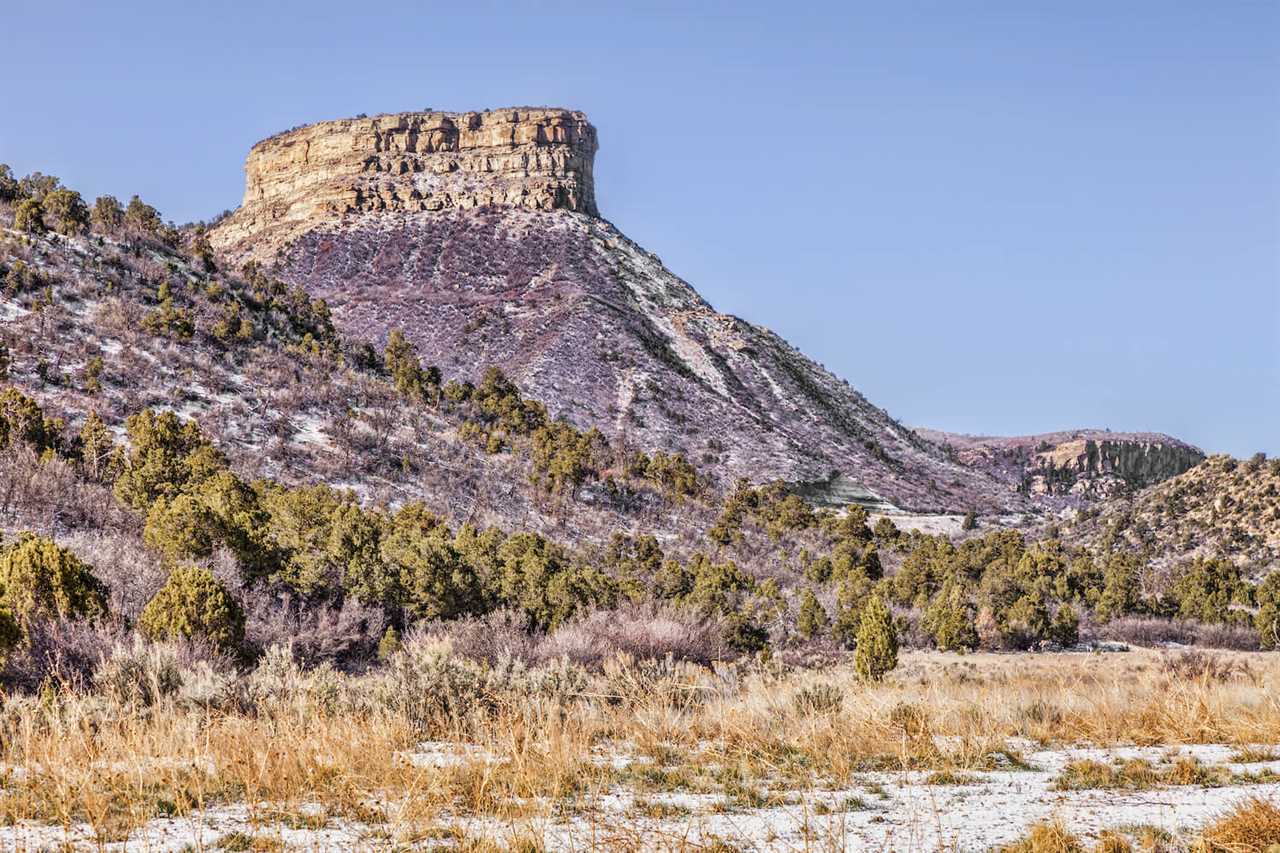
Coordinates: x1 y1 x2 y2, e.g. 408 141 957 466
1059 454 1280 573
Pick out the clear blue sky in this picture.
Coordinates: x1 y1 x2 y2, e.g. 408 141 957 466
2 1 1276 456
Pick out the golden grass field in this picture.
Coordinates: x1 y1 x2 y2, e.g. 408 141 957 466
1 645 1278 851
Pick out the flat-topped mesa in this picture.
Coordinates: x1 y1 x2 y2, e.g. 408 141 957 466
209 107 597 259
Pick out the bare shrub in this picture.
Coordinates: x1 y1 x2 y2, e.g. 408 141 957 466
242 589 386 670
0 444 131 533
533 604 728 668
94 635 233 709
1161 650 1253 683
416 609 538 665
59 530 166 620
1094 616 1260 651
2 617 125 691
1192 621 1260 651
1095 616 1198 647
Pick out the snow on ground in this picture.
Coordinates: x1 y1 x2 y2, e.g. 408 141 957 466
1 743 1277 851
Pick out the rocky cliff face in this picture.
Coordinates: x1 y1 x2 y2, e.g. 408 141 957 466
917 428 1205 503
210 108 597 262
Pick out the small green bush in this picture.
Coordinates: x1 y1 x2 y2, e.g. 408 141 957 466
139 565 244 652
0 533 108 624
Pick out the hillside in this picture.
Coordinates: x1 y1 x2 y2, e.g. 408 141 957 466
210 107 1027 515
0 220 722 550
919 428 1204 505
1060 453 1280 574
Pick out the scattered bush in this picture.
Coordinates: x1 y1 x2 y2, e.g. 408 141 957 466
139 565 245 652
0 533 108 625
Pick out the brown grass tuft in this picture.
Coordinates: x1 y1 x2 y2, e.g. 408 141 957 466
999 820 1086 853
1195 796 1280 852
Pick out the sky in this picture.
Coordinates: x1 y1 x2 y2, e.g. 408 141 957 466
1 1 1276 456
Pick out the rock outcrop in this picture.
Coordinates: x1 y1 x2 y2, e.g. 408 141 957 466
210 108 597 262
917 428 1205 503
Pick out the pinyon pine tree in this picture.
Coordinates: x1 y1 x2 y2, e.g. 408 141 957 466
854 594 898 682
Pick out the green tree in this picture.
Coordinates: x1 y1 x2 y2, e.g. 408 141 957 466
77 412 118 482
1254 571 1280 651
923 579 978 652
0 387 60 454
144 494 219 563
13 198 45 234
195 471 276 578
380 503 482 619
796 588 830 639
1170 557 1248 624
683 552 753 615
114 409 223 510
123 195 163 236
139 565 244 652
18 172 59 200
383 329 439 402
42 188 89 235
1049 603 1079 647
83 355 104 394
0 164 19 202
530 422 604 497
0 605 21 665
0 533 108 624
872 516 900 544
1094 552 1143 621
258 483 347 596
1003 592 1051 649
832 571 874 648
495 532 615 630
854 595 898 682
377 625 401 661
90 195 125 233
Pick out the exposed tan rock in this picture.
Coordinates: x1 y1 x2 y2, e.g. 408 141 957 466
916 428 1205 503
210 107 597 262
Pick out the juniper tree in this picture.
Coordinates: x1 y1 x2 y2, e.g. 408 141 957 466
43 188 89 235
854 594 898 682
13 198 45 234
796 588 830 639
139 565 244 652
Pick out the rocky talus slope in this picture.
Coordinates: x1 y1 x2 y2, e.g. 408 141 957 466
212 107 1027 514
918 428 1205 504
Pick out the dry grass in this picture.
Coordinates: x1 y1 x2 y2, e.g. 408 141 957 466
1195 796 1280 852
999 820 1087 853
0 647 1275 845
